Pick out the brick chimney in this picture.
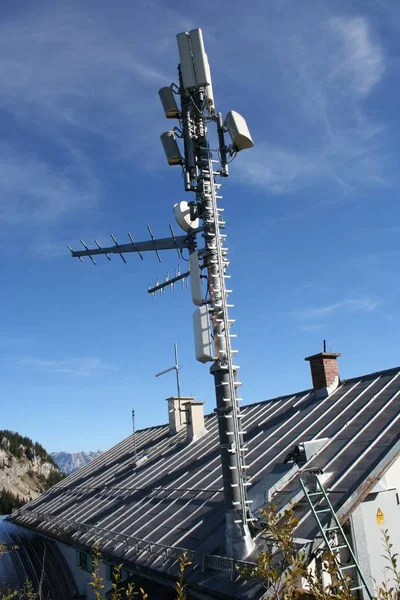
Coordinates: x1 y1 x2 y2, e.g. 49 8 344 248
183 400 207 442
305 351 341 396
166 397 190 435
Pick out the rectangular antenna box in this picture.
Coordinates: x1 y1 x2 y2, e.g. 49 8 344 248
193 305 213 363
189 251 202 306
189 29 210 88
177 29 210 90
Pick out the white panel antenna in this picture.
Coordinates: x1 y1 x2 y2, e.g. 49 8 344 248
189 29 211 88
177 29 211 90
224 111 254 152
158 87 180 119
203 56 215 114
189 251 202 306
193 306 213 363
160 131 183 166
177 32 197 89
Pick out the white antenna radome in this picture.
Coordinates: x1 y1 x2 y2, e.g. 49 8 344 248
224 110 254 152
189 252 202 306
160 131 183 166
173 201 199 232
176 32 197 89
188 29 211 88
176 29 211 90
158 87 180 119
193 306 213 363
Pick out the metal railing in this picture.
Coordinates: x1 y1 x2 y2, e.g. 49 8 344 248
11 508 255 579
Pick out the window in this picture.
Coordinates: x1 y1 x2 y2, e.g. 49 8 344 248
76 550 92 573
106 564 131 582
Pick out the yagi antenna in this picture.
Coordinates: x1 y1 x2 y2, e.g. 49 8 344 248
155 342 182 398
68 228 191 263
148 264 190 296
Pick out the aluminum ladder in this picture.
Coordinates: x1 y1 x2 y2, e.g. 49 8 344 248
299 473 373 599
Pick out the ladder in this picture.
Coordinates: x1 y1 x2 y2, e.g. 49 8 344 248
299 473 373 600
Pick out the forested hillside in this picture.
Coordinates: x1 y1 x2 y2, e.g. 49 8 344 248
0 430 65 514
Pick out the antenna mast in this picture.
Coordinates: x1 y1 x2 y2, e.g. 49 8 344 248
68 28 255 559
132 409 137 461
173 30 255 559
155 342 182 399
155 343 184 428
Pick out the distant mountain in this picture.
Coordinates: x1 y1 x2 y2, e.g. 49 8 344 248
51 450 103 475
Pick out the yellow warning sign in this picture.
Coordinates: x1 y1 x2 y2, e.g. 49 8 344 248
376 508 384 525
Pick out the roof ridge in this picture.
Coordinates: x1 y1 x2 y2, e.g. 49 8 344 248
130 365 400 433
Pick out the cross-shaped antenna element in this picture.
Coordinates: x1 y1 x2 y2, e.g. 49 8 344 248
94 240 111 261
80 240 96 264
155 342 182 399
110 233 127 263
127 233 144 260
168 223 182 259
147 225 162 263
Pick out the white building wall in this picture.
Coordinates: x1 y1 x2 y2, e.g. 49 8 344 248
351 455 400 600
382 455 400 492
57 541 111 599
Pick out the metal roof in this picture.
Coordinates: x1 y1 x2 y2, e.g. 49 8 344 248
10 365 400 599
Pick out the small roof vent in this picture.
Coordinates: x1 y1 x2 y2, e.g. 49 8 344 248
133 455 148 468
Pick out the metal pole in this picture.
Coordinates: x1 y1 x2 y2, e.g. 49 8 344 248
174 342 181 399
132 409 137 461
174 342 183 426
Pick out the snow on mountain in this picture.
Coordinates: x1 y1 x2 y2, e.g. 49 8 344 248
51 450 103 475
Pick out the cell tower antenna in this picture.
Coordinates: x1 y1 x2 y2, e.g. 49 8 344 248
68 28 255 559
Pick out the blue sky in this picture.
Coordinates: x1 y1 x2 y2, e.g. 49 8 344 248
1 0 399 453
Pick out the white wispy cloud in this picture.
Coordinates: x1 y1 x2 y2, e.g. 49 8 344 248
0 6 181 157
0 144 99 224
0 2 392 228
299 299 377 320
329 17 384 96
20 357 118 376
235 12 387 194
237 145 317 195
0 4 189 229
